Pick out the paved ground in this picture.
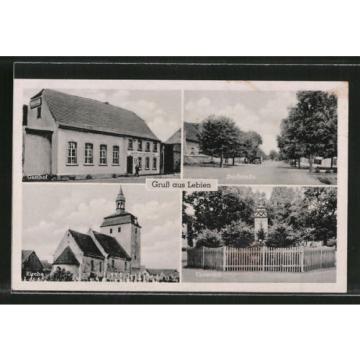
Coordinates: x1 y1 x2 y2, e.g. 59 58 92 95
71 173 180 183
184 160 334 185
182 268 336 283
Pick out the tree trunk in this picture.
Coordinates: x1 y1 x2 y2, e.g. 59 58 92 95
232 156 235 166
309 155 313 173
330 157 333 169
298 157 301 168
220 152 223 168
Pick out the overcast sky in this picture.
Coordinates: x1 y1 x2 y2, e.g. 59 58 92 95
185 90 298 154
22 184 181 270
24 88 181 142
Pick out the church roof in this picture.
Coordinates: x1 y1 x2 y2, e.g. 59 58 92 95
100 212 141 228
92 231 131 260
53 246 80 266
68 229 105 259
34 89 160 141
22 250 34 263
184 122 200 143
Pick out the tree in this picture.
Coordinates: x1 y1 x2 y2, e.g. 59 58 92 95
221 220 254 248
269 150 279 161
266 223 299 248
198 116 240 167
195 228 223 248
277 91 337 172
256 226 267 244
243 131 263 162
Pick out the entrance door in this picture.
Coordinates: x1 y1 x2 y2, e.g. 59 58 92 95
127 156 133 174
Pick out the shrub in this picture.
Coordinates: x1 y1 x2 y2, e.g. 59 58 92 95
266 223 299 248
221 220 254 248
86 174 92 180
195 228 223 248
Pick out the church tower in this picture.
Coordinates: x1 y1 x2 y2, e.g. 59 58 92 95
100 186 141 270
254 200 268 243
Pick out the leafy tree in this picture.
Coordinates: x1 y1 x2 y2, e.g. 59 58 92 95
256 226 267 243
195 228 223 248
277 91 337 172
221 220 254 248
243 131 263 162
266 223 299 248
269 150 279 161
198 116 240 167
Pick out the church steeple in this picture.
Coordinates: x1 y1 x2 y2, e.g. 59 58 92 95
116 186 126 214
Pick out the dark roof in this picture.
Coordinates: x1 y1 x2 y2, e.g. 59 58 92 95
53 247 80 266
184 122 200 143
22 250 34 263
68 229 104 259
92 231 131 260
100 212 141 228
165 128 181 144
37 89 160 141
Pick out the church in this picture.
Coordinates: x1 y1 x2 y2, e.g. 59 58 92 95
51 186 141 280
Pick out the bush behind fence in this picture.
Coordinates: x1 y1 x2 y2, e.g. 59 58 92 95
187 246 336 272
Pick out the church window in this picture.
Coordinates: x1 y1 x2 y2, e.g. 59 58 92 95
113 145 119 165
67 141 77 164
90 260 94 271
99 262 102 273
128 139 133 150
153 142 158 152
125 262 128 270
100 144 107 165
138 140 143 151
118 227 121 232
112 259 115 268
145 141 150 152
84 143 93 164
145 157 150 170
152 157 157 170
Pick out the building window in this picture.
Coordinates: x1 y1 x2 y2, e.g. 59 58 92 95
100 144 107 165
138 140 142 151
67 142 77 164
128 139 133 150
314 158 322 165
112 259 115 268
118 227 121 233
91 260 94 271
145 157 150 170
110 228 112 234
153 142 158 152
125 262 128 271
145 142 150 152
99 262 102 273
138 157 142 169
113 145 119 165
37 107 41 119
153 157 157 170
84 143 93 164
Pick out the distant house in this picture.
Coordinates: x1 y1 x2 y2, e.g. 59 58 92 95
163 128 181 173
23 89 161 180
184 122 201 156
298 156 337 169
22 250 44 279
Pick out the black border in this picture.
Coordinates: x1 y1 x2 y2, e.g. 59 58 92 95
1 57 360 304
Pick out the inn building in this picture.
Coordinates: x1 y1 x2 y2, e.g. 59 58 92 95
23 89 162 179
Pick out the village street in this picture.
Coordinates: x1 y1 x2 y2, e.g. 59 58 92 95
182 268 336 283
184 160 334 185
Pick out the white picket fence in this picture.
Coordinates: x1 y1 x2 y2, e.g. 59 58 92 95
187 246 336 272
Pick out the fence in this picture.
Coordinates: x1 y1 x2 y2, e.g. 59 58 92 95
187 246 336 273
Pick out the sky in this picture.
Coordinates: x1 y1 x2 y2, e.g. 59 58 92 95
184 90 298 154
23 88 181 142
22 184 181 269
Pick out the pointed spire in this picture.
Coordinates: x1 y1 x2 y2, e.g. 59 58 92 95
116 186 126 214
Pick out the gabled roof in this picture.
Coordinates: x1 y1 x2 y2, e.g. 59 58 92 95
36 89 160 141
68 229 104 259
53 246 80 266
184 122 200 143
100 212 141 228
165 128 181 144
22 250 34 263
92 231 131 260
